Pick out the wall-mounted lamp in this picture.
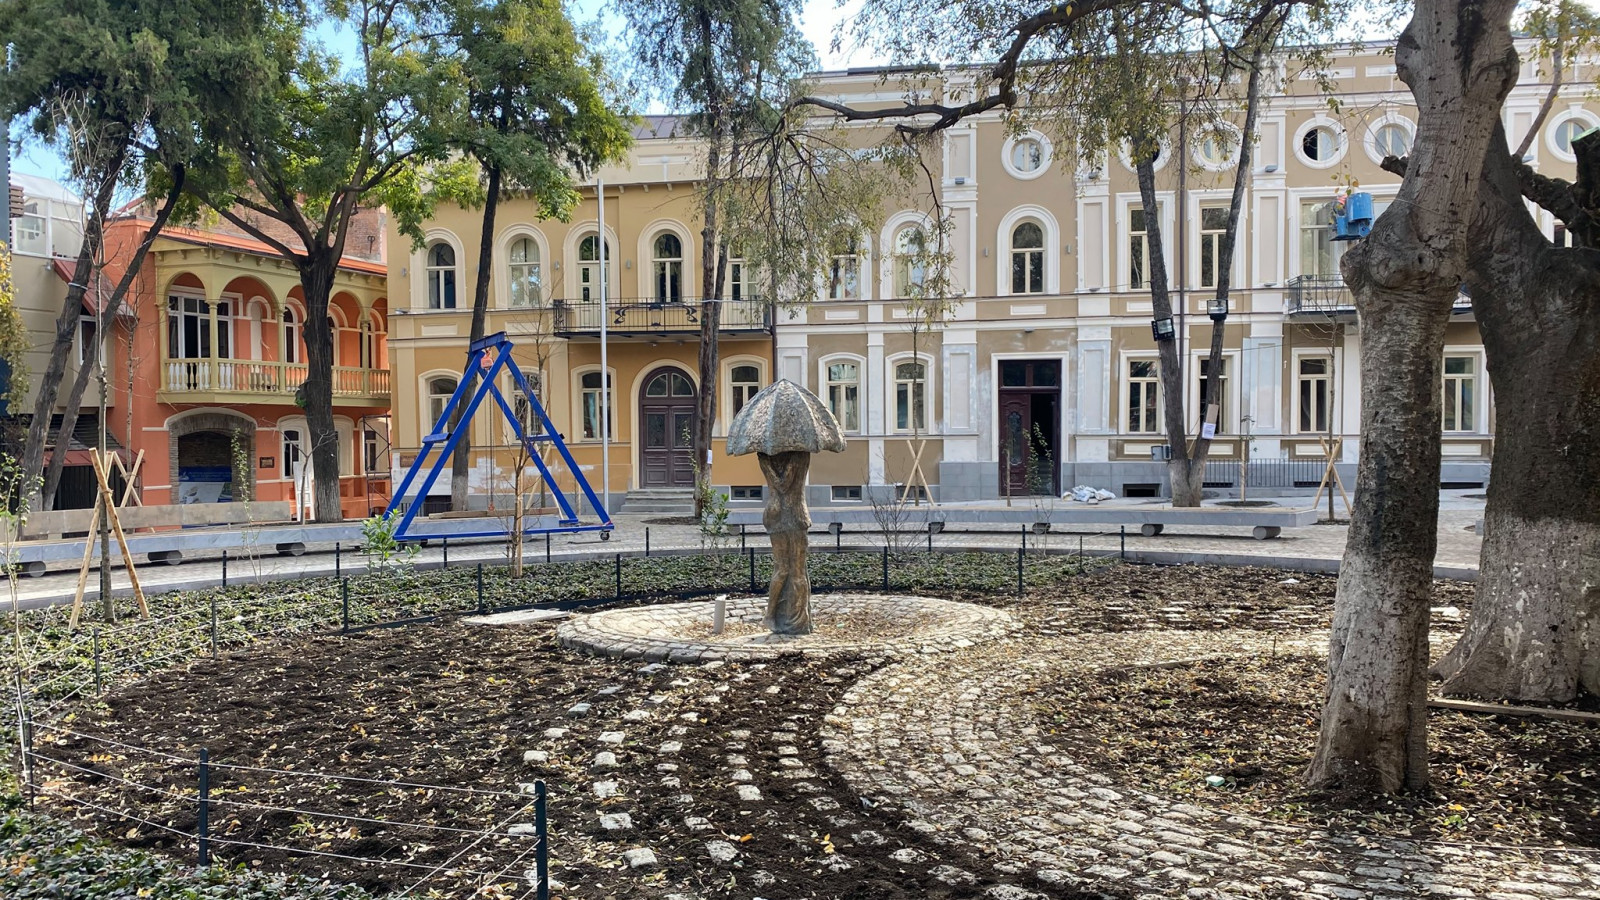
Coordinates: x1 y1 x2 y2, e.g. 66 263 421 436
1063 243 1073 255
553 261 561 270
625 259 632 269
1264 164 1279 173
954 176 967 185
1152 316 1176 341
1207 298 1229 321
400 267 408 277
982 247 989 257
1088 168 1102 180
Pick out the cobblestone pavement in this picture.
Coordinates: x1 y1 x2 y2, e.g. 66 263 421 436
824 629 1600 900
8 493 1485 608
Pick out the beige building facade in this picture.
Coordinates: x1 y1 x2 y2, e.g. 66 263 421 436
390 40 1584 512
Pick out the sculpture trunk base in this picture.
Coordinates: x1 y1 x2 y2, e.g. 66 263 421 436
759 451 812 635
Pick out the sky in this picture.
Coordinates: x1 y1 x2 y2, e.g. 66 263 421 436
9 0 871 186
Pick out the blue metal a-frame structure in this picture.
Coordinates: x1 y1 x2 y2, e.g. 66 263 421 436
382 332 613 541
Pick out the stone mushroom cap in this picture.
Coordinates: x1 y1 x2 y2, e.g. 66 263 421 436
727 378 847 456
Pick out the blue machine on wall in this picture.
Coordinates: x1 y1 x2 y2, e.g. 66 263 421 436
1332 191 1374 241
382 331 613 541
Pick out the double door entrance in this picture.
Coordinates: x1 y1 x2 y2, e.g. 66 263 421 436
998 359 1062 497
640 367 697 487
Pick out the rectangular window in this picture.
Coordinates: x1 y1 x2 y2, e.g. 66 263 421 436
511 381 544 438
728 259 748 302
580 371 613 440
730 365 761 417
1443 356 1476 432
894 360 927 432
831 485 863 501
826 362 860 432
1126 359 1161 433
77 314 98 367
731 485 763 500
1127 202 1163 290
1299 200 1344 277
829 240 860 300
168 295 215 359
13 201 45 255
1297 356 1332 433
363 429 383 475
1199 205 1228 288
1197 357 1230 434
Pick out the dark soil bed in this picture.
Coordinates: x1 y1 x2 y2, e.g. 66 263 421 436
33 618 1111 899
1036 653 1600 848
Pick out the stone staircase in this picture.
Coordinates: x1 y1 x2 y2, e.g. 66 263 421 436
620 488 696 516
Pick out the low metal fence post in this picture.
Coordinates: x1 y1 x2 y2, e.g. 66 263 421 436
92 628 102 696
748 548 756 592
476 563 485 614
335 541 341 579
881 546 889 591
614 554 622 599
645 527 651 557
1120 525 1126 560
197 748 211 867
221 550 228 587
1017 547 1025 596
1021 524 1027 553
341 578 351 633
442 538 449 569
209 596 218 659
534 780 550 900
546 533 552 564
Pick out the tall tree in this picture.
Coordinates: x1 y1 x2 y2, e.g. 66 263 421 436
432 0 632 512
184 0 462 522
1305 0 1519 793
615 0 813 517
1425 127 1600 702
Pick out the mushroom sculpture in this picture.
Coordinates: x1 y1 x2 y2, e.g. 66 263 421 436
726 379 847 634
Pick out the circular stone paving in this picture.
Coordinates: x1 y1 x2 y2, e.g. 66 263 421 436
557 593 1018 662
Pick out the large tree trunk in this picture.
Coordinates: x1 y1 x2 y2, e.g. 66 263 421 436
299 258 344 523
19 149 126 512
453 164 503 512
694 131 726 520
1307 0 1519 794
42 170 185 509
1433 131 1600 701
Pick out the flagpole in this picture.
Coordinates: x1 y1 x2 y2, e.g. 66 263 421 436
598 178 610 516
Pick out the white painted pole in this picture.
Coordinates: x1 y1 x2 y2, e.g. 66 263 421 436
598 179 610 515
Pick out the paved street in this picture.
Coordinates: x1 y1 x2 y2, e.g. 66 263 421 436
1 491 1487 609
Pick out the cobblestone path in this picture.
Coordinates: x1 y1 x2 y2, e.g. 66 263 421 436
824 630 1600 900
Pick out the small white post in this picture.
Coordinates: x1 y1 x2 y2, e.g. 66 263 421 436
713 593 727 635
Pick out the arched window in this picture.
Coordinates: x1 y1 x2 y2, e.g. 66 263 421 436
578 234 609 302
652 232 683 303
893 226 927 298
283 307 302 364
510 373 544 438
730 364 761 417
426 243 457 309
825 361 860 432
579 370 613 439
1011 222 1045 294
508 237 541 307
426 376 458 430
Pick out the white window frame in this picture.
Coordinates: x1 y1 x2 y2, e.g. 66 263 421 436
1117 136 1173 174
422 372 460 434
500 228 547 309
12 199 46 256
425 240 459 310
1293 116 1348 169
887 352 935 435
1192 122 1242 172
1117 193 1172 292
573 231 614 303
1292 193 1345 280
572 366 616 442
1185 351 1240 435
818 354 864 434
996 205 1061 296
879 212 934 301
722 356 767 432
1442 349 1484 434
1197 202 1230 289
1000 130 1053 180
1364 113 1416 165
1120 353 1164 435
505 369 546 439
650 231 685 303
1292 350 1336 435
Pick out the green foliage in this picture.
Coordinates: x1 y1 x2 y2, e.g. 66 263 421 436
0 811 372 900
359 514 417 573
0 247 28 413
423 0 635 228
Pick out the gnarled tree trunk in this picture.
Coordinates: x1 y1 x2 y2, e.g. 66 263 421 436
1433 130 1600 702
1307 0 1519 794
299 259 344 523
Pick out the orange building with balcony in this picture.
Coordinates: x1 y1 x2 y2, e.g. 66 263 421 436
93 208 391 520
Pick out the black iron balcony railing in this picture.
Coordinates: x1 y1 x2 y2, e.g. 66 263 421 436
1287 275 1473 316
550 296 773 337
1286 274 1354 314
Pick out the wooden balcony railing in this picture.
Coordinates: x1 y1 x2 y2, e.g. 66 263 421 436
161 359 391 401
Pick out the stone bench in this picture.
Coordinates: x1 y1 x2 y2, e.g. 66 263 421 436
727 504 1321 540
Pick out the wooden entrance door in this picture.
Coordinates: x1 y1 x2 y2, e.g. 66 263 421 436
640 367 697 487
998 359 1062 497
